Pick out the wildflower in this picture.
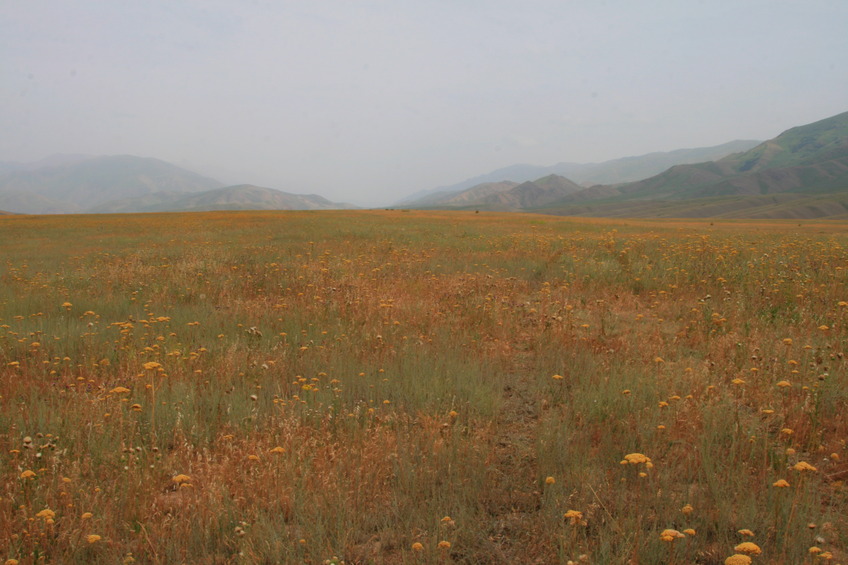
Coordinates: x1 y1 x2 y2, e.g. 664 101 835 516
654 357 664 364
20 470 36 479
683 528 696 536
142 362 162 371
809 546 822 554
724 555 752 565
660 529 685 542
437 541 451 550
130 404 142 412
269 446 286 454
734 542 762 555
172 474 192 484
62 302 73 309
110 386 131 394
818 325 829 331
563 509 583 525
6 560 20 565
773 479 790 488
36 509 55 520
681 503 693 515
776 380 791 388
552 374 564 380
81 512 93 519
737 529 755 537
623 453 651 465
411 542 424 551
731 378 745 385
545 476 555 485
86 534 101 544
793 461 818 472
783 338 793 346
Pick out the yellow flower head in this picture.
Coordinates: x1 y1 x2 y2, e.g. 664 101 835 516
437 541 451 550
563 509 584 525
545 476 555 485
623 453 651 465
776 380 791 388
724 555 752 565
172 474 192 484
411 542 424 551
681 503 694 515
20 470 36 479
793 461 818 472
737 529 755 537
86 534 101 544
773 479 790 488
734 542 762 555
36 509 55 520
659 529 685 542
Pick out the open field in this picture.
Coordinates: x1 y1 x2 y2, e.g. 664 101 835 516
2 210 848 564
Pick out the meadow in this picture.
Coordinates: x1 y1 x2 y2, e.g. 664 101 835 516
1 210 847 564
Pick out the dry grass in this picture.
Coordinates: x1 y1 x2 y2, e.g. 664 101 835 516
1 210 847 564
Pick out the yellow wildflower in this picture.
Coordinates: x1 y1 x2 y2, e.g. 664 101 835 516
734 542 762 555
793 461 818 472
724 555 752 565
659 529 685 542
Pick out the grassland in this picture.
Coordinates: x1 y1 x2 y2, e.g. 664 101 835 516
1 210 848 564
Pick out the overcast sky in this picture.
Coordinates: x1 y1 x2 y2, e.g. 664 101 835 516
2 1 847 205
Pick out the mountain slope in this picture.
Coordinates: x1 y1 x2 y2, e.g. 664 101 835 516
398 139 760 205
480 175 584 210
89 185 356 213
0 155 223 212
554 111 848 206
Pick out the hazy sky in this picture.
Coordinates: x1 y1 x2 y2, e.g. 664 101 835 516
2 1 847 205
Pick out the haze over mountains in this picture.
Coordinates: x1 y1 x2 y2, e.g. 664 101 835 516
0 156 355 214
398 139 761 205
2 111 846 218
405 111 848 219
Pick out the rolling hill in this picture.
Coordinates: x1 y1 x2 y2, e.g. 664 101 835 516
407 111 848 219
398 139 760 206
90 184 356 213
0 155 224 213
0 155 354 214
554 110 848 206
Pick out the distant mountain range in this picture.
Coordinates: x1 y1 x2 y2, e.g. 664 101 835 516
403 111 848 219
0 155 354 214
397 139 761 205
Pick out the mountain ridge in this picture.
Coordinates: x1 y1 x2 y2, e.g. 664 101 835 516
398 139 761 206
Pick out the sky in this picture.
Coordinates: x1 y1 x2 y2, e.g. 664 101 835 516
2 1 847 206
